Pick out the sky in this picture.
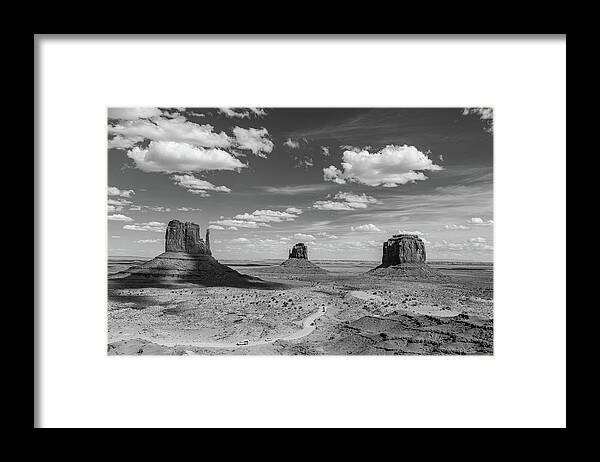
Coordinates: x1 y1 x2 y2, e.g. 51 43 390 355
108 107 493 261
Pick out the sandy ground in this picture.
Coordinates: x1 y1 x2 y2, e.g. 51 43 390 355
108 260 493 355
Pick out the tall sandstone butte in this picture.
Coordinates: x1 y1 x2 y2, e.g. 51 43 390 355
289 243 308 259
165 220 211 255
380 234 426 267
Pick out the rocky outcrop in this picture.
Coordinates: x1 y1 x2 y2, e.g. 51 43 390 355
165 220 210 255
369 234 440 279
380 234 426 267
289 243 308 259
109 219 265 287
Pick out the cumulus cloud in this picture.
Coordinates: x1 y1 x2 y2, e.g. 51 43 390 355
468 217 494 225
398 229 424 235
313 191 380 211
127 141 246 173
171 174 231 197
177 207 201 212
232 127 274 157
444 224 470 230
323 144 442 187
123 221 166 233
231 237 250 243
284 138 300 149
294 233 316 240
108 107 163 120
470 237 487 243
209 219 269 229
109 115 232 149
350 223 382 232
108 186 135 198
208 224 225 230
218 107 267 119
218 108 251 119
285 207 303 215
210 208 301 230
108 214 134 222
462 108 493 133
108 134 144 150
136 239 161 244
233 209 300 223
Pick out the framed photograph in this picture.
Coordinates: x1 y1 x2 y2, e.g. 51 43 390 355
35 35 566 428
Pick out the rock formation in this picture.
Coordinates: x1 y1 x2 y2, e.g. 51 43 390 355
380 234 426 267
165 220 210 255
369 234 439 279
289 243 308 259
276 242 327 274
109 219 264 287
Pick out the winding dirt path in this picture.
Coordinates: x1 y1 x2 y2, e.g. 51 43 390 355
178 306 329 350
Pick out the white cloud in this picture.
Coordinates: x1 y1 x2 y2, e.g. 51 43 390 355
285 207 303 215
284 138 300 149
211 208 301 230
294 233 315 241
398 229 424 235
316 232 338 239
108 214 134 222
108 186 135 198
209 219 269 229
177 207 201 212
470 237 487 243
439 154 444 162
462 108 493 133
136 239 161 243
108 107 163 120
107 198 132 206
232 127 274 157
313 191 380 211
249 108 267 117
231 237 250 243
108 135 144 150
218 107 267 119
208 224 225 230
468 217 494 225
109 115 231 149
171 174 231 196
123 221 166 233
111 236 120 238
350 224 382 232
444 224 470 230
127 141 246 173
323 144 442 187
233 209 300 223
218 108 250 119
312 200 352 211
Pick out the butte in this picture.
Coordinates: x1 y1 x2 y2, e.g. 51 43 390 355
109 219 267 287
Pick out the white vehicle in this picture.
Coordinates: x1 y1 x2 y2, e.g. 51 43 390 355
264 337 273 342
236 340 249 346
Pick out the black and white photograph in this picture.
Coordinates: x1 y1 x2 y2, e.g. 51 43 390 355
107 107 494 355
35 35 566 428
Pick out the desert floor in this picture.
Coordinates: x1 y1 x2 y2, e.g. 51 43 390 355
107 259 493 355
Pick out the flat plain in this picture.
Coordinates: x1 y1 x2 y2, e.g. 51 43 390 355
107 258 493 355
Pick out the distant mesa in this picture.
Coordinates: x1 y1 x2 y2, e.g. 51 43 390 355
278 242 327 274
369 234 438 278
109 219 268 288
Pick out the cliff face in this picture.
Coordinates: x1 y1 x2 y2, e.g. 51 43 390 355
165 220 210 255
380 234 426 267
289 243 308 259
